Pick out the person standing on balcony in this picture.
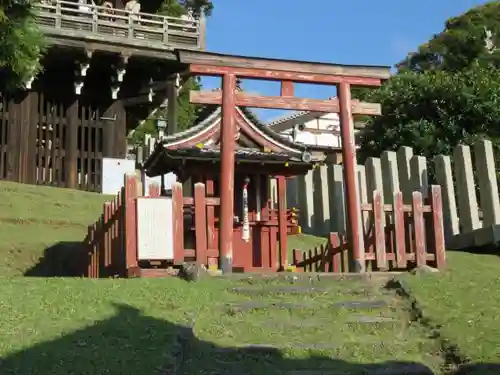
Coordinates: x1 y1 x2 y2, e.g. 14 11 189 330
78 0 92 15
125 0 140 23
181 8 195 31
102 0 114 21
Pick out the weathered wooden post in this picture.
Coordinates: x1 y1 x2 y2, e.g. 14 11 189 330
338 82 365 273
219 73 237 273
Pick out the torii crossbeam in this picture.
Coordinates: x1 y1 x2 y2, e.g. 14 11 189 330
177 49 391 273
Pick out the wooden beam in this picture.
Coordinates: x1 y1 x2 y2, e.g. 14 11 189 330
177 49 391 80
190 91 382 115
281 81 294 96
121 95 154 106
138 71 190 95
189 64 383 87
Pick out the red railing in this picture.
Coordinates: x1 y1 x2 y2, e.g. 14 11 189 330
83 175 160 278
292 186 446 272
174 182 300 271
82 175 299 277
82 177 445 277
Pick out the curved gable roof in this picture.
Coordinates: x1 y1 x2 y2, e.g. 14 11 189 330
160 105 338 157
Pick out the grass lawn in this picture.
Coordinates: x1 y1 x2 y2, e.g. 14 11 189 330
1 181 500 374
287 233 327 261
0 181 109 276
0 276 444 374
402 250 500 366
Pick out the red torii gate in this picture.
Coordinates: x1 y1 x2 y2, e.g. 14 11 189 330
176 50 391 273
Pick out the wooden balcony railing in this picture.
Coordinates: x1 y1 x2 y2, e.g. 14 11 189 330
34 0 205 50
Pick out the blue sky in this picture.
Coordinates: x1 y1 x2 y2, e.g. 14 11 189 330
201 0 489 122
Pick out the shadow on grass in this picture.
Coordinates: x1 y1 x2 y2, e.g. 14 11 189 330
1 302 494 375
0 303 434 375
24 241 86 277
453 364 500 375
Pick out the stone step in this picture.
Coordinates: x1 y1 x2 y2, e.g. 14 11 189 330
226 299 389 313
346 315 397 324
229 285 375 297
230 286 331 295
214 272 402 283
335 300 389 309
257 315 398 329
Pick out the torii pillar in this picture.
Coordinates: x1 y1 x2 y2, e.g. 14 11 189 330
182 50 390 274
219 73 237 273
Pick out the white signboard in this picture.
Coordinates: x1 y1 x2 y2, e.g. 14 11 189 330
101 158 136 195
136 197 174 260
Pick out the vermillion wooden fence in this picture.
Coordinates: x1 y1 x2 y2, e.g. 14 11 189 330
173 182 300 272
84 175 149 278
292 187 446 271
82 174 301 278
85 187 126 278
280 139 500 251
0 91 126 191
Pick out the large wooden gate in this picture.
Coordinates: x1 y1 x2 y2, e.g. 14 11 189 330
0 91 126 191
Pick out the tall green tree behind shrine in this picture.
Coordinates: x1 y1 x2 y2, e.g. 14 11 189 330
357 1 500 165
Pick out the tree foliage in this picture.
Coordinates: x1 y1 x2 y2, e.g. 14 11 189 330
358 1 500 165
397 1 500 72
142 0 213 17
0 0 45 91
131 77 203 144
358 63 500 160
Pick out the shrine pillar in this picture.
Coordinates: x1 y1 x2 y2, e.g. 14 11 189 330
219 73 237 273
338 82 365 272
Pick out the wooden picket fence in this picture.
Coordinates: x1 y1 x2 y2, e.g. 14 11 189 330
81 174 301 278
282 139 500 251
174 182 302 272
85 188 126 278
83 175 161 278
292 186 446 272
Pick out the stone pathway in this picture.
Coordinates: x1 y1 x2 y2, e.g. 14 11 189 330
178 274 441 375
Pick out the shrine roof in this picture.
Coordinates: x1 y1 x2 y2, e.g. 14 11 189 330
143 102 342 177
152 147 308 165
144 145 312 177
157 105 337 153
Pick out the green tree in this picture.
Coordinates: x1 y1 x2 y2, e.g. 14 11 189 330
358 1 500 167
131 77 203 144
397 1 500 72
142 0 213 17
358 63 500 161
0 0 45 91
